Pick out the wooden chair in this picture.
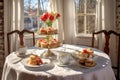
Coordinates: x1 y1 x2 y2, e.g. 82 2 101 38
7 29 35 54
92 30 120 80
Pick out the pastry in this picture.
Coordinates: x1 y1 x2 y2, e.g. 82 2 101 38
28 54 43 65
39 27 47 34
85 59 95 67
41 42 48 48
52 39 60 47
54 28 58 34
79 58 86 65
79 48 94 58
48 41 54 48
86 48 94 57
47 27 54 34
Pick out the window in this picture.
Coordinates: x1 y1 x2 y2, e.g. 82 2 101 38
24 0 49 33
75 0 98 37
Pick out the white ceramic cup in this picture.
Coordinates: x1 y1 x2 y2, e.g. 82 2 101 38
57 51 71 65
18 46 27 55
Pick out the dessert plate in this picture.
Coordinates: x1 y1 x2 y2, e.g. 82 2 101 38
21 58 54 71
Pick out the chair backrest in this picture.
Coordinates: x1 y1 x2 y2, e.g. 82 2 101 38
92 30 109 54
92 30 120 79
7 29 35 54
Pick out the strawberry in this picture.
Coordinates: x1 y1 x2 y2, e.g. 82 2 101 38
37 58 43 65
83 49 88 54
39 38 44 42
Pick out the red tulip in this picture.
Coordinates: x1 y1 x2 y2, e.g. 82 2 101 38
40 12 61 26
41 12 49 21
49 15 54 21
41 16 47 21
43 12 49 18
56 13 60 18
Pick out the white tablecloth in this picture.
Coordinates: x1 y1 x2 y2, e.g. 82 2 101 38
2 44 116 80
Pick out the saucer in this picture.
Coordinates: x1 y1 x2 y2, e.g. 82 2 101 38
15 51 27 57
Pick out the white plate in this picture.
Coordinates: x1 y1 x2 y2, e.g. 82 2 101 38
21 58 54 71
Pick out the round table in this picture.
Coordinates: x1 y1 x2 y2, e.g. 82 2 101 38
2 44 116 80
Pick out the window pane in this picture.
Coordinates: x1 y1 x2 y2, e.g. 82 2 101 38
24 0 48 32
77 16 84 33
86 0 96 13
39 0 49 14
86 15 95 34
75 0 84 13
75 0 97 36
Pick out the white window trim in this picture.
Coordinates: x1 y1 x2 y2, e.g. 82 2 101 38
75 0 100 38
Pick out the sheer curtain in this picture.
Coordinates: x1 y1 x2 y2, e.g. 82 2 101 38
99 0 116 67
98 0 116 50
4 0 24 56
48 0 64 43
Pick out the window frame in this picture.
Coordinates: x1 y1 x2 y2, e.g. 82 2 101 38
23 0 49 37
75 0 99 37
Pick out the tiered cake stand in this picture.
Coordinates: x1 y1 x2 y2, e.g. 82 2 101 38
37 28 60 59
42 34 57 58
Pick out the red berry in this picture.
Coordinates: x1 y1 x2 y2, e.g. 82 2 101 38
37 58 43 65
83 49 88 53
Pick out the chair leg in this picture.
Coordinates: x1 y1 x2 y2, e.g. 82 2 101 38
116 70 119 80
115 71 120 80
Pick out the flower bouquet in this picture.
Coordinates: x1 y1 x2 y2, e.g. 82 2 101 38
40 12 60 27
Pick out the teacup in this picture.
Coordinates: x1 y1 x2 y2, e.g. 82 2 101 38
17 46 27 55
57 51 71 65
